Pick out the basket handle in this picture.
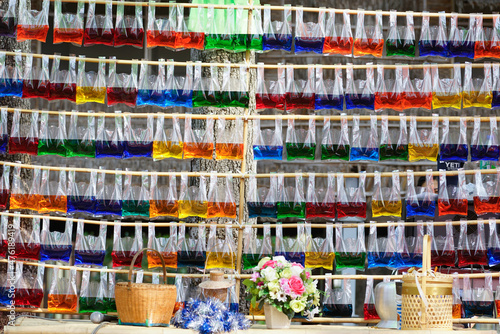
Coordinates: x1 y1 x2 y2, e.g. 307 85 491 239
127 248 167 287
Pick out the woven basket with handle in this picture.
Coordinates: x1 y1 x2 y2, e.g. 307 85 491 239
115 248 177 327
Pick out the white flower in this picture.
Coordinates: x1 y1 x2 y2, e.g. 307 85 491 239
273 256 287 264
304 307 320 321
261 267 278 282
277 291 287 302
269 290 279 300
290 265 303 277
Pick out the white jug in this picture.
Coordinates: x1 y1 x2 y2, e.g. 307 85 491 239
374 281 398 328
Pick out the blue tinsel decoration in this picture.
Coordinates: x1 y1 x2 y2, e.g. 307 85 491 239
172 298 251 334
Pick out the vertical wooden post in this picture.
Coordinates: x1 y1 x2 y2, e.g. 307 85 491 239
420 234 431 329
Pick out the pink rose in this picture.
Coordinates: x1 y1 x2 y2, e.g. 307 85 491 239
289 276 305 296
292 263 304 269
279 278 291 294
250 272 260 282
261 260 277 269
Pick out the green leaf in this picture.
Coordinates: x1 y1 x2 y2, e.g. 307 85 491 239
243 279 253 288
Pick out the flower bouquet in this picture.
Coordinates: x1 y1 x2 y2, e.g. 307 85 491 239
243 256 321 321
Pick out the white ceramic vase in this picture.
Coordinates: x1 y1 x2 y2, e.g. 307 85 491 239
264 303 291 329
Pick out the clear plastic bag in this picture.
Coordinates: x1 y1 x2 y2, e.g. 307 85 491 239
22 54 50 99
48 55 77 102
38 112 67 157
474 170 500 216
114 0 144 48
285 119 315 160
12 262 44 308
448 13 475 58
380 114 408 161
367 222 384 268
95 169 122 217
67 170 97 215
406 169 437 218
192 63 219 108
253 118 283 160
408 114 439 162
431 63 462 109
323 277 353 317
146 0 174 48
350 115 379 161
471 117 499 161
152 115 183 160
247 175 278 219
0 109 8 153
403 64 432 110
284 225 305 266
276 174 306 219
487 218 500 266
176 4 204 51
112 222 143 268
9 166 31 211
372 171 402 218
305 173 336 219
335 224 366 270
375 64 404 111
363 277 379 320
183 115 214 160
123 172 150 217
386 11 415 57
315 66 343 110
475 14 500 59
178 225 206 268
242 225 259 270
0 51 23 98
248 8 263 51
207 173 236 219
12 215 40 261
294 7 325 54
0 0 17 38
148 224 177 269
84 0 114 46
285 67 315 110
107 58 138 107
149 174 178 218
321 115 350 161
76 55 106 104
262 4 292 52
440 117 468 162
166 62 193 108
40 217 72 262
462 274 494 318
38 169 67 214
178 174 208 219
0 165 9 209
463 62 492 108
123 114 153 159
137 59 167 107
17 0 49 42
345 63 375 110
438 169 468 217
47 267 78 312
458 219 487 267
74 219 106 266
323 10 353 56
428 221 455 267
304 222 335 270
66 111 95 158
493 63 500 109
215 117 244 160
353 9 384 58
96 112 124 159
336 172 366 219
79 269 109 313
220 64 249 108
53 0 84 45
419 11 448 57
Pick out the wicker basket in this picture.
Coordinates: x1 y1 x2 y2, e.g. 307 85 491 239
115 248 177 327
401 271 453 330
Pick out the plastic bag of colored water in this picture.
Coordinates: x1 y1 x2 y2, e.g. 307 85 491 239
375 65 404 111
276 174 306 219
262 4 292 52
335 224 366 270
475 15 500 59
165 63 193 108
428 221 455 267
150 174 178 219
380 114 408 161
463 62 492 108
284 67 315 110
306 173 335 219
0 166 10 210
38 169 67 214
48 267 78 312
285 119 315 160
12 262 44 308
474 170 500 216
364 278 380 320
372 171 402 218
448 13 475 58
152 115 183 160
0 0 17 38
183 115 214 160
84 0 114 46
53 0 84 45
419 11 448 57
493 63 500 108
367 222 387 268
0 109 8 153
323 277 353 318
321 116 350 161
207 173 236 219
247 174 277 219
40 217 72 262
283 225 305 266
402 64 432 110
38 113 67 157
9 109 39 156
192 63 220 108
440 117 468 162
248 8 263 51
79 269 109 313
49 55 77 102
137 59 167 107
406 169 436 218
96 113 124 159
66 111 95 158
204 5 234 51
17 0 49 42
147 224 177 269
432 63 462 109
487 218 500 266
353 9 383 58
242 225 261 270
256 64 285 110
350 115 379 161
400 222 423 268
178 225 206 269
76 56 106 104
438 169 468 217
176 5 205 50
315 67 343 110
107 58 138 107
220 64 249 108
12 216 41 261
9 166 32 211
253 118 283 160
23 55 50 99
0 51 23 98
462 275 494 318
345 63 375 110
95 169 123 217
115 1 144 48
112 222 142 268
336 172 366 219
67 170 97 215
458 220 487 267
386 11 415 57
123 114 153 159
74 220 106 266
123 173 149 218
384 224 399 268
324 10 353 56
408 115 439 162
215 117 244 160
471 117 499 161
146 0 174 48
294 7 325 54
304 223 335 270
178 174 208 219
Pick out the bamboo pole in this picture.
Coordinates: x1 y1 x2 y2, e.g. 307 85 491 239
1 51 493 70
